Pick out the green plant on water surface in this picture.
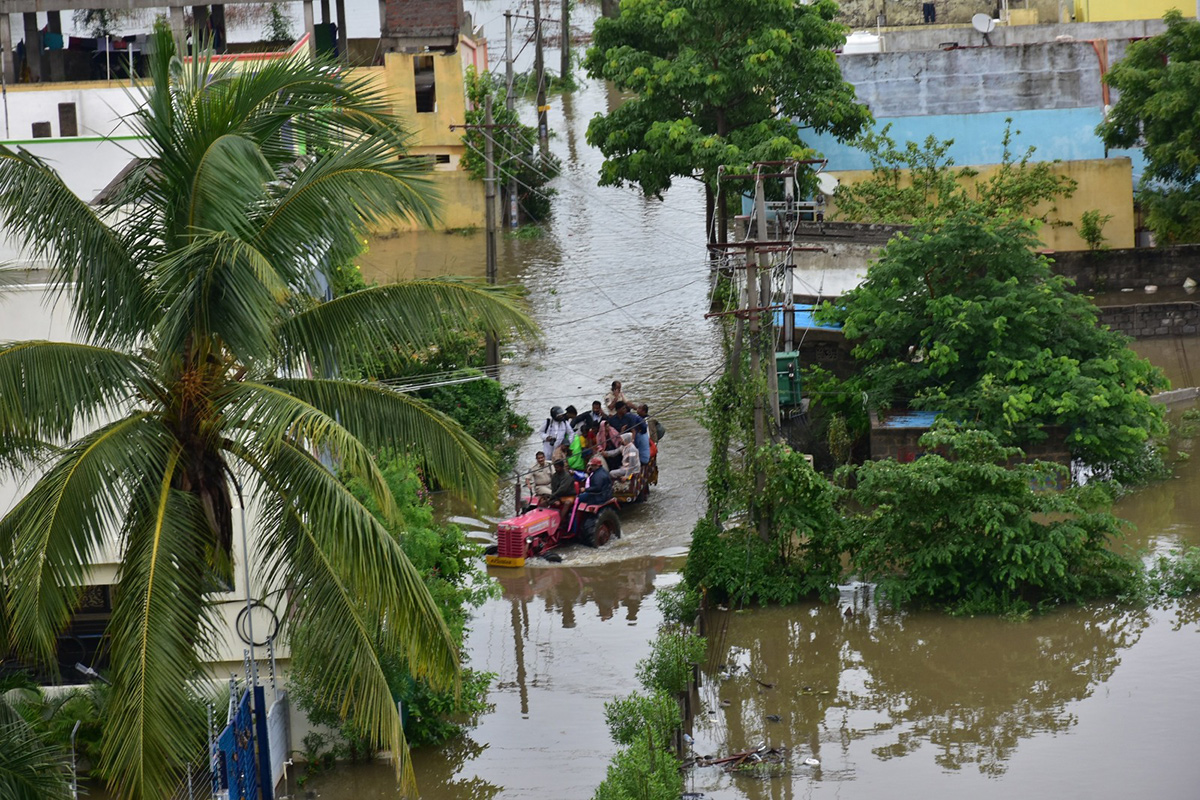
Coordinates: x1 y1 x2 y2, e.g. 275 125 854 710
461 67 561 224
812 211 1167 478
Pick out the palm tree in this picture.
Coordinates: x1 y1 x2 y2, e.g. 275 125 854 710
0 24 535 800
0 674 71 799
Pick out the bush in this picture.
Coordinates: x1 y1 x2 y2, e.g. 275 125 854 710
634 631 705 696
603 692 681 748
684 444 844 607
845 422 1139 615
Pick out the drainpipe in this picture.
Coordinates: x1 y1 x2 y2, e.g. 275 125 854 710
1088 39 1110 112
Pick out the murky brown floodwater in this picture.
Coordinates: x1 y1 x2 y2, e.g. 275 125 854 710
293 2 1200 797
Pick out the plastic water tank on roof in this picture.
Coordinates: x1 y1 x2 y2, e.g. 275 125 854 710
842 31 882 55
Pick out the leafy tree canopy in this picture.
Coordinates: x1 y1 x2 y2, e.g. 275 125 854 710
1098 9 1200 242
835 121 1077 228
816 212 1167 473
583 0 870 200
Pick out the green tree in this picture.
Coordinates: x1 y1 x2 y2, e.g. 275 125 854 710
1098 10 1200 242
815 213 1167 474
834 121 1076 228
0 26 535 799
583 0 870 239
846 422 1137 614
461 67 561 223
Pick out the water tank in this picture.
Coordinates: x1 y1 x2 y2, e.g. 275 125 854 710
842 31 882 55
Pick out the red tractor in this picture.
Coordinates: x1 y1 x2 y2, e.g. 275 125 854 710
486 451 657 568
485 496 622 568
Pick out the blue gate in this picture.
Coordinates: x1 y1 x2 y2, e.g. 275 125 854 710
212 687 274 800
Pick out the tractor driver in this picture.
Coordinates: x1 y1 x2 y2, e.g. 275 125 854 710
547 458 577 507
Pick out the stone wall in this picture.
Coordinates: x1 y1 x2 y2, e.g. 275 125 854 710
840 40 1124 118
1097 302 1200 338
1050 245 1200 293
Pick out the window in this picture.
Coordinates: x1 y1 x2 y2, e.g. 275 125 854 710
58 103 78 137
413 55 436 113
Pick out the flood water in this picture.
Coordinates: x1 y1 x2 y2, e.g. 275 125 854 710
287 2 1200 798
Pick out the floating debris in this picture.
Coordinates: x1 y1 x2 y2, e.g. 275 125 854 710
766 714 781 722
720 699 732 707
804 757 821 767
690 745 791 774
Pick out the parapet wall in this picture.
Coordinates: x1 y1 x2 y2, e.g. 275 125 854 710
840 39 1130 118
1050 245 1200 292
1097 302 1200 339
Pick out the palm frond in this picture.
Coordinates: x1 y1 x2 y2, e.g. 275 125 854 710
153 232 288 366
186 134 273 238
0 340 157 451
278 278 538 374
1 413 165 668
218 380 400 520
265 377 500 508
246 439 458 795
102 446 217 800
252 137 439 280
0 147 149 346
0 720 72 800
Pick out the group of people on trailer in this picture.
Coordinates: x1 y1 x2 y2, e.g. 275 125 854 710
524 380 664 511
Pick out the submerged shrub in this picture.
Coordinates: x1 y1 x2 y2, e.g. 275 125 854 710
847 421 1139 615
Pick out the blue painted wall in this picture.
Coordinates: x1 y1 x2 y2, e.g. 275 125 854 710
801 107 1146 180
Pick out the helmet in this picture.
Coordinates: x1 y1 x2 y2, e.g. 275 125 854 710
588 455 603 468
551 406 565 419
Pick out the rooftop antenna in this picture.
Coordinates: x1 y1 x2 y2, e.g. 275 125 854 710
972 12 997 46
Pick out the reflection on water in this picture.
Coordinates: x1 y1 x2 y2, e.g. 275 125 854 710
1130 335 1200 391
690 597 1200 799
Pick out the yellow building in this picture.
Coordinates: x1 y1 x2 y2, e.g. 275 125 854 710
1074 0 1195 22
829 157 1135 252
349 34 487 234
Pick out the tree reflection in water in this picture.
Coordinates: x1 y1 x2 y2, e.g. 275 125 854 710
695 595 1150 779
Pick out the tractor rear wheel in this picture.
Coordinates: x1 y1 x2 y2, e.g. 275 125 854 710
582 508 620 548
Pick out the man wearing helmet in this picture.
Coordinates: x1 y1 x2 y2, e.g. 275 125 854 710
540 405 575 459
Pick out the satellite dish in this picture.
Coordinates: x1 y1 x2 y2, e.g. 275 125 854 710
972 13 997 33
816 173 839 197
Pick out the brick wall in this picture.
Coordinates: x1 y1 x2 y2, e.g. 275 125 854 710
382 0 462 39
1051 245 1200 293
1098 302 1200 339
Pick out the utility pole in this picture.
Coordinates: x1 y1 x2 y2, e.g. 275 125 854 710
484 94 500 370
560 0 570 86
505 10 519 228
449 112 519 370
533 0 549 156
750 177 769 541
